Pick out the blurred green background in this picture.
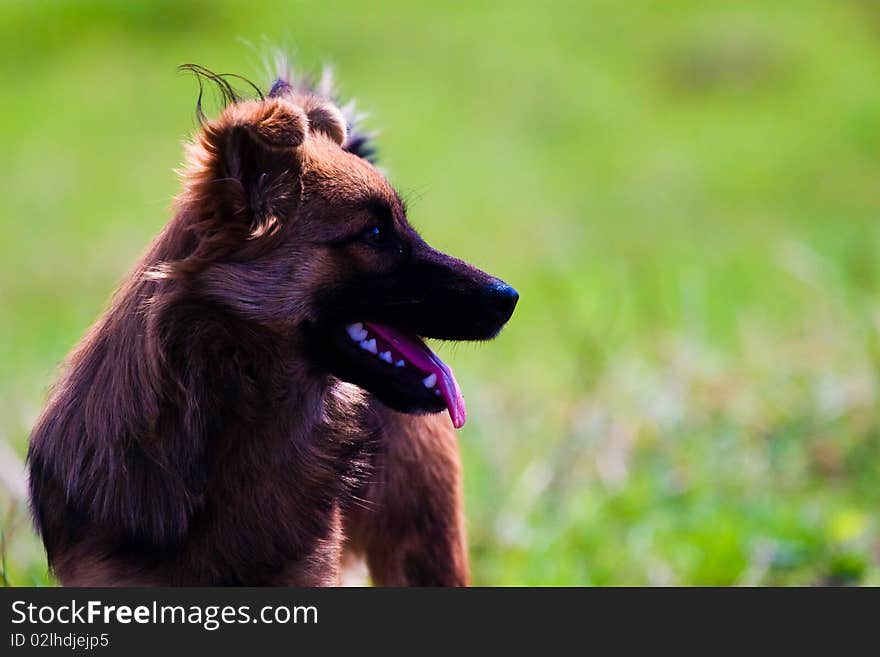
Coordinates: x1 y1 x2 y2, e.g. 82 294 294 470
2 0 880 586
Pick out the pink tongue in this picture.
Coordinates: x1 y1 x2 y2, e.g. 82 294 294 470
364 322 467 429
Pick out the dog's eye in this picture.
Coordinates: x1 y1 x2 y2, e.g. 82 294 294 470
360 225 387 247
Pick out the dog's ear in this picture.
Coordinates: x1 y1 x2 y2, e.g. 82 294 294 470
231 98 308 150
167 99 309 275
168 96 352 278
210 99 308 235
301 98 348 146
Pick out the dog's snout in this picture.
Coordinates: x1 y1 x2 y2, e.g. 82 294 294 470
488 280 519 323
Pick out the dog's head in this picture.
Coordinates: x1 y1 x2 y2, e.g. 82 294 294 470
166 70 517 428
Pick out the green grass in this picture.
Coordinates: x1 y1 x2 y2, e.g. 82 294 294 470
2 0 880 585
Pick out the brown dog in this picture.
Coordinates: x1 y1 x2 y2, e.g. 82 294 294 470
27 65 517 586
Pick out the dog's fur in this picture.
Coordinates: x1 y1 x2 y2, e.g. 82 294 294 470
27 64 516 586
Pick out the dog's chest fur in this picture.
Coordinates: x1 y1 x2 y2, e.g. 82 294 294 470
165 381 370 584
187 380 377 584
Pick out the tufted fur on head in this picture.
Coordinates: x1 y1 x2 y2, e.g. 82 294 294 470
265 56 378 162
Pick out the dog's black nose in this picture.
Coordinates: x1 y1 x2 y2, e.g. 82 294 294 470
489 280 519 323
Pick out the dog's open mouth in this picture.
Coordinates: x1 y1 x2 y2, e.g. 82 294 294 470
342 321 466 428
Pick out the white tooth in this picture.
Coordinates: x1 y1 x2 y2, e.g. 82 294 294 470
395 360 405 368
379 351 392 363
360 338 377 354
422 373 437 388
346 323 368 341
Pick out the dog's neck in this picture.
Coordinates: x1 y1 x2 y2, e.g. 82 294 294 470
155 292 328 436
